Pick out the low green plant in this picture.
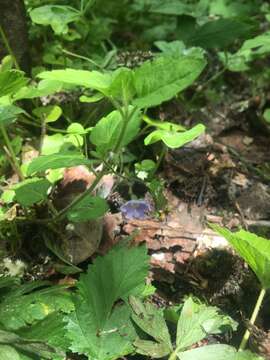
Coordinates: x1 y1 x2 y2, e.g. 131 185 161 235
211 225 270 352
0 52 206 258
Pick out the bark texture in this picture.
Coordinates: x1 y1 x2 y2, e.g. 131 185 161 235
0 0 30 72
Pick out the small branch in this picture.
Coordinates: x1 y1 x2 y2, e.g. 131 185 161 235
0 25 20 70
1 125 24 180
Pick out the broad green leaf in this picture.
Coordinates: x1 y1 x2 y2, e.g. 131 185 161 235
0 70 28 97
186 18 256 49
144 124 205 148
210 225 270 289
0 284 73 331
14 80 63 100
143 115 185 131
90 107 141 154
0 329 64 359
13 178 51 207
18 312 70 353
154 40 205 60
133 56 206 108
220 31 270 72
107 67 135 103
79 93 104 103
0 345 21 360
130 296 172 357
33 105 62 123
176 297 237 351
66 244 149 359
67 195 109 222
41 134 65 155
0 105 24 126
26 153 91 175
148 1 192 15
67 123 86 135
178 345 263 360
38 69 112 92
29 5 80 34
263 108 270 123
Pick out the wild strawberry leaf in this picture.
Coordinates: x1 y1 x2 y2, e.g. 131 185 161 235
176 297 237 351
178 344 262 360
130 296 173 358
66 244 149 359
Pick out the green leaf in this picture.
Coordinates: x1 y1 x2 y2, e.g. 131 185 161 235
0 345 21 360
144 123 205 148
143 115 185 131
38 69 112 92
0 70 28 97
263 108 270 123
66 244 149 359
178 345 263 360
0 329 64 359
176 297 237 351
130 296 172 358
186 18 256 49
0 283 74 330
210 225 270 289
90 107 141 154
67 123 86 135
133 56 206 108
0 105 24 126
41 134 65 155
26 152 91 175
13 177 51 207
18 312 70 353
148 1 192 15
33 105 62 123
107 67 135 103
14 80 63 101
67 195 109 222
29 5 80 34
79 93 104 103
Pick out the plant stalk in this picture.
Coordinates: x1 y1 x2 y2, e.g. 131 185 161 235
239 287 266 351
0 25 20 70
0 125 24 180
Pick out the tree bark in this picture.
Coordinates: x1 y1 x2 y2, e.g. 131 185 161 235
0 0 30 73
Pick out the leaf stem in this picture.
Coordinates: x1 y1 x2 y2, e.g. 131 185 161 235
0 25 20 70
52 167 107 222
168 350 177 360
239 287 266 351
0 124 24 180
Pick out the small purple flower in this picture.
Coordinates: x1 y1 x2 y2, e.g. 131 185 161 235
120 200 152 220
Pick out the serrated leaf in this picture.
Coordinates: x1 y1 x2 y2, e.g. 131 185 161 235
30 5 80 34
133 56 206 108
18 312 70 353
13 177 51 207
210 225 270 289
0 70 28 97
144 124 205 148
0 105 24 126
130 296 172 358
66 244 149 359
90 107 141 154
176 297 237 351
26 152 91 175
38 69 112 92
67 195 108 222
178 344 263 360
0 284 74 330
